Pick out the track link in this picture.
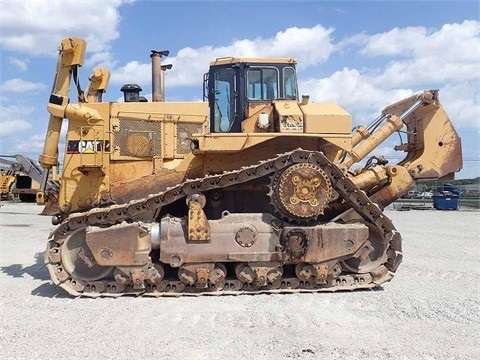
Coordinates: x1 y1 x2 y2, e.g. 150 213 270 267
44 149 402 297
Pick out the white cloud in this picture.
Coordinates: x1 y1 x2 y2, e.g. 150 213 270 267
0 104 35 118
299 68 478 132
0 105 35 140
298 20 480 131
266 25 335 67
0 78 47 93
84 51 117 69
111 60 151 87
360 26 427 57
1 120 69 161
11 132 49 154
8 57 28 71
0 0 135 56
0 119 32 138
357 20 479 87
299 68 414 121
370 58 478 88
110 25 336 87
439 81 480 129
361 20 479 62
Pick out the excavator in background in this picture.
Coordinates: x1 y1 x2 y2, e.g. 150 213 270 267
0 158 18 201
0 155 59 204
38 38 462 297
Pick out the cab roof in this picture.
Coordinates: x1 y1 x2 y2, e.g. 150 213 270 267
210 57 297 66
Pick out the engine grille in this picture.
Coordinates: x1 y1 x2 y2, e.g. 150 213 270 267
114 118 162 157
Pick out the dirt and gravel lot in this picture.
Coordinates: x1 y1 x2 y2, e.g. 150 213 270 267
0 202 478 360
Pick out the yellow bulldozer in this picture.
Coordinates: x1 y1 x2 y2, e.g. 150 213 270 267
38 38 462 297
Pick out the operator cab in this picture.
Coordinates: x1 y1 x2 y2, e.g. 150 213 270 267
204 57 298 133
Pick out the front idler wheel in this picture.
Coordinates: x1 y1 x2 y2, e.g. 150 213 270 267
61 228 113 282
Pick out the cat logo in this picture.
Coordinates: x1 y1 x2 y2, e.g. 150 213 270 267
80 141 96 153
67 140 110 154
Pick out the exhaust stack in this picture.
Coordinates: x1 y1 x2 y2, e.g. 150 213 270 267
150 50 172 102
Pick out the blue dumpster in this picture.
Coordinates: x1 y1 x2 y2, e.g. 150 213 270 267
433 192 459 210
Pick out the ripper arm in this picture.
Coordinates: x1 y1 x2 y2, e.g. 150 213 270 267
37 38 110 205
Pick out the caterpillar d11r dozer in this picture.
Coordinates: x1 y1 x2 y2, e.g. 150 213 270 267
38 38 462 297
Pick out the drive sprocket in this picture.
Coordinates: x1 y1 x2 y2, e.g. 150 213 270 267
270 163 332 221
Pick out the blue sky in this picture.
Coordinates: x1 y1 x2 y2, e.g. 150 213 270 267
1 0 479 178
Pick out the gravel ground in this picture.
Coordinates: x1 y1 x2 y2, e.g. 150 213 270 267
0 202 479 360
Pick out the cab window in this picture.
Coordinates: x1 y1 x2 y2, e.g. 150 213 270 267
283 67 298 100
247 67 278 100
213 68 236 132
